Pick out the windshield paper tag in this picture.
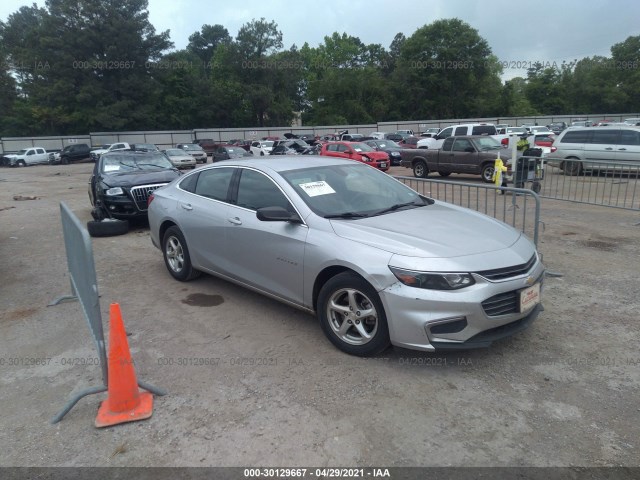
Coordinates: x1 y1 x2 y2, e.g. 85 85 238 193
103 165 120 172
299 181 336 197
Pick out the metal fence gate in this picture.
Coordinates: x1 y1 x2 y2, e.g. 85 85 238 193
540 159 640 211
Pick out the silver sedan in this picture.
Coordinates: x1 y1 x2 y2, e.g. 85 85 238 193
148 157 544 356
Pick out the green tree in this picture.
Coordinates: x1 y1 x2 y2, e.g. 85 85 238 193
610 36 640 111
395 18 500 119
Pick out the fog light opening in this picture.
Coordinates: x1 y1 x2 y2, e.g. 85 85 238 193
428 317 468 335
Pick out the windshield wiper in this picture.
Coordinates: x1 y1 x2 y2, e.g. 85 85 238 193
324 212 369 219
373 201 425 216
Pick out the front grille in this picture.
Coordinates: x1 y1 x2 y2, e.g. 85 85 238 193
477 254 536 281
130 183 167 211
481 291 519 316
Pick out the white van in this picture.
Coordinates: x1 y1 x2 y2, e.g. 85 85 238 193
546 125 640 175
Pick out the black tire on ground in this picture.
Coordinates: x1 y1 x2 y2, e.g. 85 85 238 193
438 171 451 177
413 160 429 178
162 226 201 281
481 164 495 183
317 272 391 357
17 160 26 167
61 157 69 165
87 219 129 237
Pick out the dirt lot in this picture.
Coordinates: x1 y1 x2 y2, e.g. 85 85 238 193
0 161 639 468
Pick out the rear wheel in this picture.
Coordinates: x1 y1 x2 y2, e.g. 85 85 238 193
162 226 201 281
317 272 390 356
563 158 583 176
413 160 429 178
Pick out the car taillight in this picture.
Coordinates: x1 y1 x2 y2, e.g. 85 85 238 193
550 147 557 153
501 138 509 146
147 193 155 207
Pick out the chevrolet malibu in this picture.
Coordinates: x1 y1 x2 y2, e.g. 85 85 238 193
148 157 544 356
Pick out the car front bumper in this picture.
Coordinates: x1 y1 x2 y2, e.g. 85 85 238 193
379 262 545 352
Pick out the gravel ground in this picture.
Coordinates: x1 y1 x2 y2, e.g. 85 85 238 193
0 162 639 468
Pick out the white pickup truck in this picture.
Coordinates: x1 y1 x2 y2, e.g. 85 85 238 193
4 147 50 166
417 124 510 150
89 142 131 161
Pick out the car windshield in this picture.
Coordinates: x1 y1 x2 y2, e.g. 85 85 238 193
377 141 399 148
17 149 28 155
507 127 527 134
182 144 203 151
101 153 174 172
281 163 429 218
475 137 502 150
135 144 157 150
350 142 375 153
261 141 274 148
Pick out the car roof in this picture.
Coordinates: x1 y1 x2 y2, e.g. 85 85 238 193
200 155 355 173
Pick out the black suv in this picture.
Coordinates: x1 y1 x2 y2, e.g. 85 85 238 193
546 122 568 135
88 150 181 220
51 143 92 164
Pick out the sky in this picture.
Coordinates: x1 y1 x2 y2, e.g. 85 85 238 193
2 0 639 81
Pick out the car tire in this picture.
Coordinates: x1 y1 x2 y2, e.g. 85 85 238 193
62 157 69 165
481 164 495 183
413 160 428 178
438 171 451 177
562 158 583 176
162 226 201 281
317 272 390 356
17 160 26 167
87 219 129 237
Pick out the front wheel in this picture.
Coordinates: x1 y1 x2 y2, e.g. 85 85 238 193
162 226 201 281
317 272 390 356
17 160 26 167
481 164 495 183
413 160 429 178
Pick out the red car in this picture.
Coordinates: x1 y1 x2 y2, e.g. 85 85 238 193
320 142 390 171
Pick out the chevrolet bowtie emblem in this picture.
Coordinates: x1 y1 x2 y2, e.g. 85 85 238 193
525 276 535 285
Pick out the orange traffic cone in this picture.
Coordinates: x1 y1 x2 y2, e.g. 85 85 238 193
95 303 153 428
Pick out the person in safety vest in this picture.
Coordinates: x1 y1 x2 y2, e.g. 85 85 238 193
493 155 508 194
516 133 530 151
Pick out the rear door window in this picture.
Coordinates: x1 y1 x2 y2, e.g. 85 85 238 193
471 125 497 135
618 130 640 146
195 167 235 202
589 130 620 145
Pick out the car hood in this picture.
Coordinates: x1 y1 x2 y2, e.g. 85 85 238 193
101 169 180 187
359 151 388 160
330 202 521 259
4 154 18 159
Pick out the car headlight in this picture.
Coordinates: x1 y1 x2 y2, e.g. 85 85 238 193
389 266 475 290
105 187 124 196
391 152 401 157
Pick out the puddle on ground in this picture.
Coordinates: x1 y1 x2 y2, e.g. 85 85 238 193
181 293 224 307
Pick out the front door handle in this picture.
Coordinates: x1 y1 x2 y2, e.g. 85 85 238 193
228 217 242 225
605 147 613 150
618 148 627 151
181 203 193 211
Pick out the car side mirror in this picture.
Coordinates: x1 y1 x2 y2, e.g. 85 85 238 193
256 206 302 223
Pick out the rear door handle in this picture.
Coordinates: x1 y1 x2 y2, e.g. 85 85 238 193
605 147 613 150
228 217 242 225
618 148 627 151
181 203 193 211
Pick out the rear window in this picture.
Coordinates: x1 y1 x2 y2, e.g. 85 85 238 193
471 125 497 135
560 130 591 144
619 130 640 146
